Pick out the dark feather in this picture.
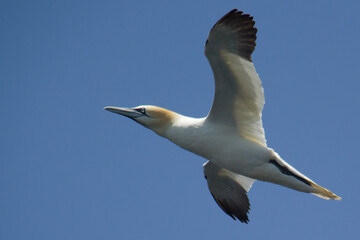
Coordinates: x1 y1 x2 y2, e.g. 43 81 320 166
206 9 257 61
204 163 251 223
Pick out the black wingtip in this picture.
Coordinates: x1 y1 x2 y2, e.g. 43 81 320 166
204 162 252 224
207 9 257 61
210 188 251 223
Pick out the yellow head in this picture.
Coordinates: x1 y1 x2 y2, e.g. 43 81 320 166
104 105 178 136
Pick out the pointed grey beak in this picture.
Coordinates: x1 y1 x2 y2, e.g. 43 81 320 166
104 106 144 119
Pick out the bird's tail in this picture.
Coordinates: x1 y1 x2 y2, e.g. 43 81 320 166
267 152 341 200
310 182 341 200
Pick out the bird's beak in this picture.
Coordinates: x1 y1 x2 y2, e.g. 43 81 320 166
104 106 144 119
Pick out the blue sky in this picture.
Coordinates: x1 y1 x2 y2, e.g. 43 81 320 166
1 0 359 239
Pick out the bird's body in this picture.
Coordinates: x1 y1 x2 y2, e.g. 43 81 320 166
146 110 334 198
105 9 340 223
163 116 269 177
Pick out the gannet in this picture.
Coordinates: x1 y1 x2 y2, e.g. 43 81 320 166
104 9 341 223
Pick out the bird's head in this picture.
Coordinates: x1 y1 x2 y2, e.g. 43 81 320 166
104 105 178 136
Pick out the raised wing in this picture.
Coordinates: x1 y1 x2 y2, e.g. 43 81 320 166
203 161 255 223
205 9 266 145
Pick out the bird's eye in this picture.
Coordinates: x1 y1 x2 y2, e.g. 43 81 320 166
135 107 146 114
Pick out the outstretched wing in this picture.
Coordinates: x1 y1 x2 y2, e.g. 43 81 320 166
205 9 266 146
203 161 256 223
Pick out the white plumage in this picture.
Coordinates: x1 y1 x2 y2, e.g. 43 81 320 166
105 9 340 223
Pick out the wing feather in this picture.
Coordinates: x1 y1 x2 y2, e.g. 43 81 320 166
203 161 255 223
205 9 266 145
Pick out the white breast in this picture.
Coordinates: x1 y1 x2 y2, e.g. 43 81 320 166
163 116 273 177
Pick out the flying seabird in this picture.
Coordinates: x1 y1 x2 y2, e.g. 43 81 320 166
104 9 341 223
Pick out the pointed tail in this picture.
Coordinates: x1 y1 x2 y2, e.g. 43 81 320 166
310 182 341 200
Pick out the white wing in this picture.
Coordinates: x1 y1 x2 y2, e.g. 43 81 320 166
203 161 255 223
205 9 266 146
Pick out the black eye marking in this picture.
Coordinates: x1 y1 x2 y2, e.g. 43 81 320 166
134 107 144 113
134 107 149 117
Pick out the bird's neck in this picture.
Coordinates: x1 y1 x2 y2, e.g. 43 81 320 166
160 116 207 152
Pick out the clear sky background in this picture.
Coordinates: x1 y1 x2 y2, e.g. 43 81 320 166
1 0 359 239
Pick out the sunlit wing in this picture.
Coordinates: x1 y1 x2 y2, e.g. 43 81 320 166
205 9 266 145
203 161 255 223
